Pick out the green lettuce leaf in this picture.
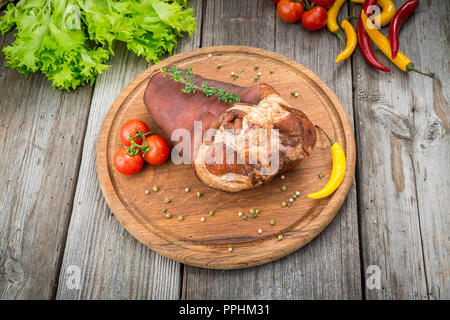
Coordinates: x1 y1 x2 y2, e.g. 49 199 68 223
0 0 196 90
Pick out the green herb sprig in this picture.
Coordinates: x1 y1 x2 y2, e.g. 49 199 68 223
160 66 241 104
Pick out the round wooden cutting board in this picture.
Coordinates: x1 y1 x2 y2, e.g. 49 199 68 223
96 46 356 269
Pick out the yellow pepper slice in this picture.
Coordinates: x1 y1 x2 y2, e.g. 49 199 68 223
351 0 396 27
336 20 357 63
361 10 432 77
327 0 347 42
308 126 346 200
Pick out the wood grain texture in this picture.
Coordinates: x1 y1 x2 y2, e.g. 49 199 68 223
0 0 13 9
96 46 355 269
0 33 94 299
351 0 449 299
182 0 362 298
55 0 203 299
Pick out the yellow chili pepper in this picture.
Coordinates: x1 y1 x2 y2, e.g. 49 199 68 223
336 20 357 63
361 10 434 76
327 0 346 43
351 0 396 27
308 126 346 200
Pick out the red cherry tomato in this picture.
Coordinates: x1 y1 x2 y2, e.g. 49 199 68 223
277 0 304 23
143 135 170 165
119 119 150 147
301 6 328 31
113 147 143 175
310 0 335 9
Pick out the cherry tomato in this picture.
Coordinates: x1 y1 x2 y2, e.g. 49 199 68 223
113 147 143 175
119 119 150 147
277 0 304 23
143 135 170 165
310 0 335 9
301 6 328 31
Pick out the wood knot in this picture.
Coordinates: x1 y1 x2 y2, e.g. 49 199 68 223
4 257 24 283
423 119 445 144
371 103 412 140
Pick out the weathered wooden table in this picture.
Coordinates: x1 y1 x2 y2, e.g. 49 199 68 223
0 0 448 300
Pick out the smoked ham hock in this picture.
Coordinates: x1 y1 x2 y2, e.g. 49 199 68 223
144 68 316 192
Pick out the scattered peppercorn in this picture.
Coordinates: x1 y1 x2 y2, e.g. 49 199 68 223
162 208 167 213
318 173 325 180
252 214 257 219
178 216 184 221
165 213 172 219
196 192 203 197
270 220 275 226
164 198 171 203
254 65 259 70
209 210 215 216
255 209 260 214
152 186 159 192
278 234 283 240
281 186 287 191
250 208 256 214
217 64 222 69
144 190 150 195
243 215 248 221
200 217 206 222
185 187 190 192
282 201 287 207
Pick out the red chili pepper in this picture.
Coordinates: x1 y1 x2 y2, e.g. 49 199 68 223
310 0 335 9
389 0 420 59
358 0 391 72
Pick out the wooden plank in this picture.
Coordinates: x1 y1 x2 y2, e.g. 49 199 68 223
351 0 449 299
0 33 94 299
55 0 203 299
182 0 362 299
0 1 13 10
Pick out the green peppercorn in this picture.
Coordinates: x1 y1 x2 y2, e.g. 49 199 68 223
152 186 159 192
278 234 283 240
281 186 287 191
252 214 257 219
162 208 167 213
254 65 259 70
243 215 248 221
164 198 171 203
270 69 274 73
270 220 275 226
249 208 256 214
217 64 222 68
255 209 260 214
282 201 287 207
196 192 203 197
178 216 184 221
165 213 172 219
209 210 215 216
292 194 297 199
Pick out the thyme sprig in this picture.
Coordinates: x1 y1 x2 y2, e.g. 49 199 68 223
160 66 241 104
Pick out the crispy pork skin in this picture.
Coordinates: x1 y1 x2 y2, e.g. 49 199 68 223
144 69 316 192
